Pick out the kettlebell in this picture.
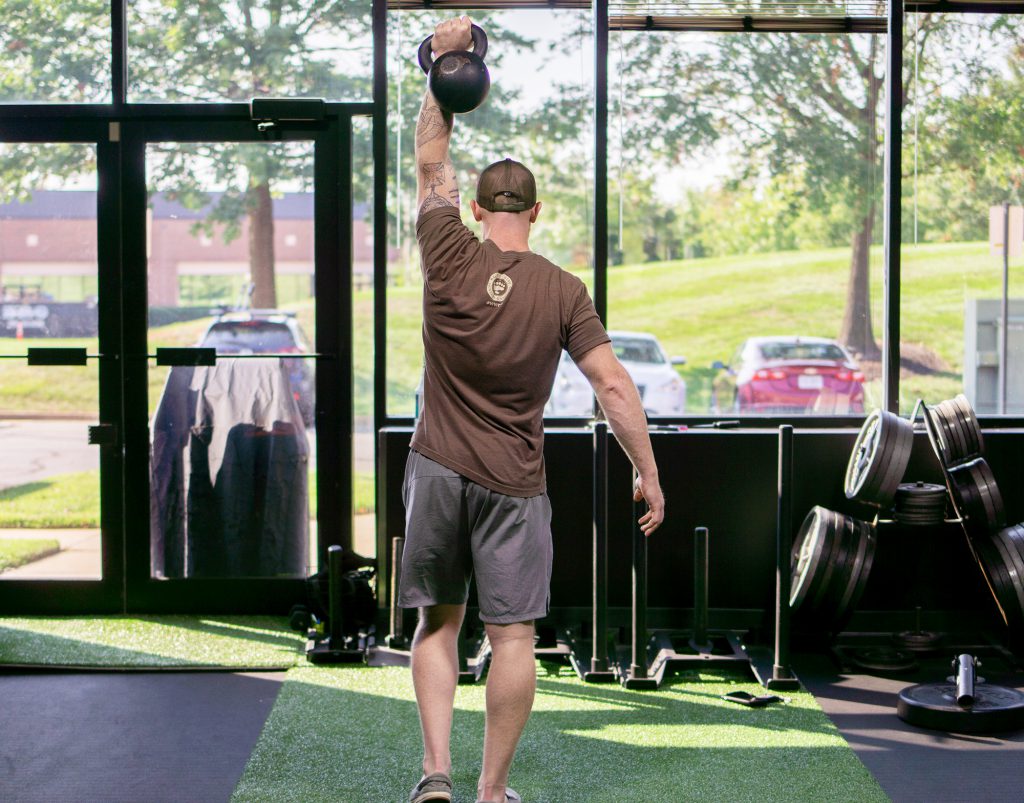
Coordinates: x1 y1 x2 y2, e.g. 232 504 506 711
417 24 490 115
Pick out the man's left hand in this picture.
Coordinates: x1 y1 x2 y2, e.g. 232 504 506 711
432 16 473 57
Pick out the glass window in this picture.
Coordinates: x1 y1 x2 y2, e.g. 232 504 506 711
0 143 101 580
0 0 110 103
609 29 885 417
146 140 317 579
901 13 1023 415
128 0 373 102
386 8 594 418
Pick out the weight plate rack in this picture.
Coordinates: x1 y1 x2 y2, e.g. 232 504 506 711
918 397 1022 634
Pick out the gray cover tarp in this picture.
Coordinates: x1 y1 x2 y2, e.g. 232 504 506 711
150 358 309 578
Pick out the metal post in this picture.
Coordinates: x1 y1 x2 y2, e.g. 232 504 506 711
630 490 648 680
693 527 710 649
328 545 345 647
594 0 609 325
882 0 904 413
591 421 609 673
1000 201 1010 415
388 536 405 647
772 425 795 684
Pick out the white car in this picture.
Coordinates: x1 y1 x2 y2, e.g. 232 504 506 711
546 331 686 417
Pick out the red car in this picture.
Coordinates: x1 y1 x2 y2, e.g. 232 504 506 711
717 336 865 414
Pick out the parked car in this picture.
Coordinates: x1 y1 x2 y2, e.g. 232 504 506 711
547 331 686 417
198 310 315 426
713 336 865 414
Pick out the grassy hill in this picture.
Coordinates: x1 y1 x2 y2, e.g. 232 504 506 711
1 240 1017 417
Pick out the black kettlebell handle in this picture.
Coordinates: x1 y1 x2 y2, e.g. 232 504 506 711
418 24 488 74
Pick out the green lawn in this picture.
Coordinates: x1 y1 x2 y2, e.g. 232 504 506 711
0 471 99 528
2 241 1018 417
0 538 61 572
0 468 376 529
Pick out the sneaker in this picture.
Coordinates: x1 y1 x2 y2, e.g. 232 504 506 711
409 772 453 803
476 788 521 803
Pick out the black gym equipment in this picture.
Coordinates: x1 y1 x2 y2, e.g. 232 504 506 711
897 653 1024 734
418 24 490 115
306 546 371 664
562 421 618 682
614 516 757 690
767 425 801 691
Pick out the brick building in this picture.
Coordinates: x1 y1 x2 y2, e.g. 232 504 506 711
0 190 378 306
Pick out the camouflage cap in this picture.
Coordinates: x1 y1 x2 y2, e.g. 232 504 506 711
475 158 537 213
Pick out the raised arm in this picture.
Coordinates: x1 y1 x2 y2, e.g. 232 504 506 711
415 17 472 216
576 343 665 536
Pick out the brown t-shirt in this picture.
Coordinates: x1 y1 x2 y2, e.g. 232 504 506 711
412 206 609 497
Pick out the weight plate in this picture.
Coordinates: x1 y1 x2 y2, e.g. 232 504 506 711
790 507 830 611
949 461 987 537
820 511 857 618
808 509 844 613
897 682 1024 734
966 459 1006 533
893 482 947 526
994 528 1024 632
932 402 957 466
923 403 953 467
940 399 971 464
876 416 915 508
845 410 913 507
975 536 1012 629
852 646 917 674
845 410 888 502
953 394 984 457
832 517 874 633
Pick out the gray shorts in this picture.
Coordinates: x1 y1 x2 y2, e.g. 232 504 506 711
398 450 553 624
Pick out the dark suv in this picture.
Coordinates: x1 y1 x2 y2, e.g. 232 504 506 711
199 311 315 426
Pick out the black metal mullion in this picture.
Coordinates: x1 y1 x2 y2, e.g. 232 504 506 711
314 120 354 562
97 135 126 610
594 0 609 325
882 0 902 413
373 0 387 431
112 0 127 107
119 125 152 604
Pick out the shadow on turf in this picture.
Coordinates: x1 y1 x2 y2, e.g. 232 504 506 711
232 669 885 803
0 615 303 668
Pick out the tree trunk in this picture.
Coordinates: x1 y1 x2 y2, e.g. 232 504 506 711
837 205 880 360
248 180 277 309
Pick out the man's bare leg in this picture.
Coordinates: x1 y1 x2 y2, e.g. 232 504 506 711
477 621 536 802
412 603 467 777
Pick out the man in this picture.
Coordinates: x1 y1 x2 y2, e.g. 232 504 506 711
401 17 665 803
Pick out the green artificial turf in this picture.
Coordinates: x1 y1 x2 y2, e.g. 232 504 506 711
0 615 306 668
232 665 888 803
0 538 61 571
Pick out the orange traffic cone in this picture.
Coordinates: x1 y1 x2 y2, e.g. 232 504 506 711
15 321 23 340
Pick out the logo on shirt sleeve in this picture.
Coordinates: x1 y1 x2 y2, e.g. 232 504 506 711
486 272 513 306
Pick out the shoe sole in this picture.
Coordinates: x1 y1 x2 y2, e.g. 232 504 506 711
412 793 451 803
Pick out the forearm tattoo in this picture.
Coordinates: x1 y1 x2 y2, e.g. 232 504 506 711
416 104 451 148
420 161 456 213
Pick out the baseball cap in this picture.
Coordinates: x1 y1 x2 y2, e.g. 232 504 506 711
476 158 537 213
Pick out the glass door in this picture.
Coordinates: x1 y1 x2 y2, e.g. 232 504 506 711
0 121 124 611
121 117 353 612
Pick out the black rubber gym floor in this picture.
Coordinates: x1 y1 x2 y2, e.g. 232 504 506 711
0 671 285 803
795 652 1024 803
0 661 1021 802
